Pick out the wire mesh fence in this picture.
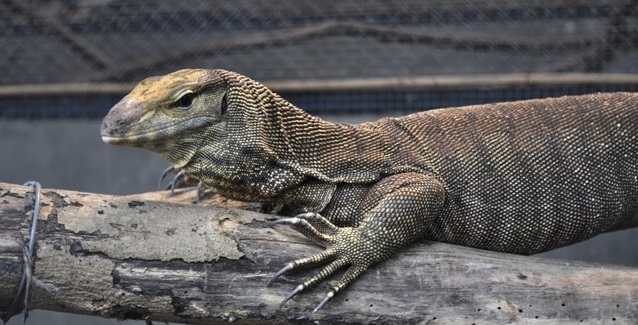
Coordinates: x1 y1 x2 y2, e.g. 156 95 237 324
1 0 637 118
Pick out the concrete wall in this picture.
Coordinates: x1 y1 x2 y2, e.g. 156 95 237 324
2 118 638 324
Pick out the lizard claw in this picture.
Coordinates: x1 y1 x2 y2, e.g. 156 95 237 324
267 263 293 287
194 181 206 203
167 170 186 193
158 166 207 202
269 216 387 311
294 212 339 234
312 291 335 313
158 166 185 193
270 213 337 246
158 166 177 189
279 284 305 308
279 283 336 311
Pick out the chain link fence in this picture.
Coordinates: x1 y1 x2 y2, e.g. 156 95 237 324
1 0 637 117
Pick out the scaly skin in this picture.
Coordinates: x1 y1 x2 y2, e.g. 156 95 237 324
101 69 638 312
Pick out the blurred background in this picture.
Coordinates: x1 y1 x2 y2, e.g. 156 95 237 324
2 0 638 324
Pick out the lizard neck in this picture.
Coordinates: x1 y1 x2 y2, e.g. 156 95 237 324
256 93 396 183
169 69 407 201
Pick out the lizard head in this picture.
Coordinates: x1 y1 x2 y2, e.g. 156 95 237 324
102 68 322 198
101 69 229 165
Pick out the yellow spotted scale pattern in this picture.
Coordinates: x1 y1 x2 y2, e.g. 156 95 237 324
101 69 638 312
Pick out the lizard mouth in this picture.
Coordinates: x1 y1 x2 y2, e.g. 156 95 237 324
101 116 215 146
101 135 118 144
100 125 160 145
101 134 139 144
100 132 160 146
101 127 181 146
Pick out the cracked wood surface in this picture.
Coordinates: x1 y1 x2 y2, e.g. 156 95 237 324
0 181 637 324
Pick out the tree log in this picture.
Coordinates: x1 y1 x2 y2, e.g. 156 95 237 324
0 181 637 324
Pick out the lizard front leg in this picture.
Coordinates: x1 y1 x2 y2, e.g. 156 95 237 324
158 166 207 203
269 172 446 312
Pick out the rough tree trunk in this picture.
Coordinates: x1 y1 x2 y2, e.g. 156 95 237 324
0 181 637 324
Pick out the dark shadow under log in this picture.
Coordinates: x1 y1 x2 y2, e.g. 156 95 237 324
0 181 637 324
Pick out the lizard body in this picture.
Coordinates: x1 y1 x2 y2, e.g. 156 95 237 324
101 69 638 311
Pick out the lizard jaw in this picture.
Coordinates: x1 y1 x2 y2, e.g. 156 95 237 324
100 134 142 145
101 136 119 144
99 132 155 146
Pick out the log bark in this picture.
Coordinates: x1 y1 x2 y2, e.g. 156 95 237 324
0 181 637 324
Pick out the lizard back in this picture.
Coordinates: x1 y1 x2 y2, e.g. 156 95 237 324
376 92 638 254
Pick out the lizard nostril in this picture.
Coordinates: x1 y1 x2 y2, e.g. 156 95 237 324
101 118 123 136
100 120 111 133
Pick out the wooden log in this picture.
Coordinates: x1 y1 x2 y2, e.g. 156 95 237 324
0 181 637 324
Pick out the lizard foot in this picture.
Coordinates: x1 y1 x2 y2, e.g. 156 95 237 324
158 166 206 203
269 213 381 313
268 173 445 312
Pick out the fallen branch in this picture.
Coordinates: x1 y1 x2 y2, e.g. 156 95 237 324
0 181 637 324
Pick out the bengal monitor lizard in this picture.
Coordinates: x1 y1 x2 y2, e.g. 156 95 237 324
101 69 638 312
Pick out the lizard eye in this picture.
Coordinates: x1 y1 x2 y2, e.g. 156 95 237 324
176 92 194 109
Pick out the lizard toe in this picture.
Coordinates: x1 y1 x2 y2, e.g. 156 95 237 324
158 166 206 201
271 216 333 246
159 166 186 193
294 212 339 235
279 284 305 308
272 227 384 310
310 264 370 312
278 257 349 308
158 166 178 190
193 181 206 203
167 170 186 193
268 248 337 286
